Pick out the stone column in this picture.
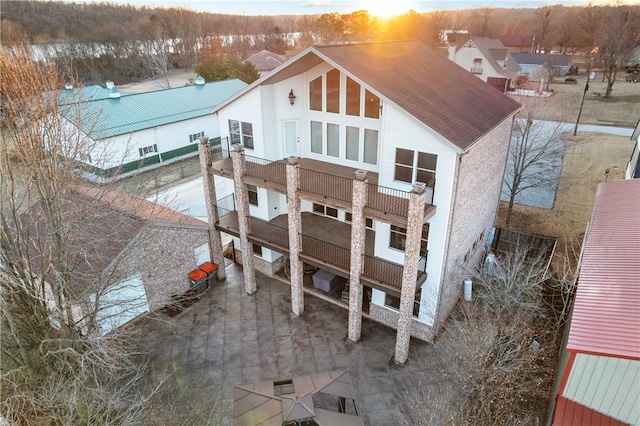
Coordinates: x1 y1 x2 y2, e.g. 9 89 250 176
394 182 427 365
231 144 257 294
286 156 304 315
348 170 368 342
198 138 227 280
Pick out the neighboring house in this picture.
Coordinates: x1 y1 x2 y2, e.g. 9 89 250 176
20 186 211 335
201 40 521 363
626 118 640 179
59 77 247 178
551 179 640 425
512 53 572 81
448 37 522 92
243 50 287 76
499 35 535 53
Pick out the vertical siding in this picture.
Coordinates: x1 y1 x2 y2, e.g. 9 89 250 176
564 353 640 425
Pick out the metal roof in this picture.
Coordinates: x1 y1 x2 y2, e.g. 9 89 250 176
566 179 640 360
553 396 629 426
63 78 247 140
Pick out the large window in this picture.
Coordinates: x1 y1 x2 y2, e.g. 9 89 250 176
394 148 437 185
389 223 429 256
309 76 322 111
229 120 254 149
346 77 361 116
346 126 359 161
326 69 340 113
247 185 258 206
364 89 380 119
363 129 378 165
327 123 339 157
310 121 323 154
385 288 421 317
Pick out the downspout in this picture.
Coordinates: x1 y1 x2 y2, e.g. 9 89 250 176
433 150 465 334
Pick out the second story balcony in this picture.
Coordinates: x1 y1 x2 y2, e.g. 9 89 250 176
209 145 436 228
213 201 428 297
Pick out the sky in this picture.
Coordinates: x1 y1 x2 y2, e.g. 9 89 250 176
79 0 637 16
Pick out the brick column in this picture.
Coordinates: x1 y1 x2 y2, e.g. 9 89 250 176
394 182 427 365
348 170 368 342
198 138 226 280
286 156 304 315
231 144 257 294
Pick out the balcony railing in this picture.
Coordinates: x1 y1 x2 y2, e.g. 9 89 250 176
247 216 290 249
245 155 287 187
300 234 350 271
299 168 353 204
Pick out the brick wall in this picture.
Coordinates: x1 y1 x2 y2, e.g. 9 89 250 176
436 117 514 331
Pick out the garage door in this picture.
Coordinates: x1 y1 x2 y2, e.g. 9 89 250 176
90 275 149 335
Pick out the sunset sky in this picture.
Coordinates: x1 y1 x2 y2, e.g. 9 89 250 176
79 0 638 16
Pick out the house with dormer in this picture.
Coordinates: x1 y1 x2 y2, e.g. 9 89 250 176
200 40 521 363
448 37 522 92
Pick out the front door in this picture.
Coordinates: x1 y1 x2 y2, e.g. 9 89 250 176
283 120 299 157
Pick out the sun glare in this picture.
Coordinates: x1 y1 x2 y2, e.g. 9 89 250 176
359 1 412 18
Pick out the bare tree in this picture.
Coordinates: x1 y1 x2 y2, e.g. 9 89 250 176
592 5 640 98
502 101 567 228
0 47 153 424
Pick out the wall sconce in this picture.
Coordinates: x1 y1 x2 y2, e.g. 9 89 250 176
288 89 296 106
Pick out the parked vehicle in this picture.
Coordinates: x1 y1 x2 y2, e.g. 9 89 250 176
626 71 640 82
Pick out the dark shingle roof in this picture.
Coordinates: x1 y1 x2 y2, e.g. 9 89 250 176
315 41 521 150
243 50 286 72
512 53 572 67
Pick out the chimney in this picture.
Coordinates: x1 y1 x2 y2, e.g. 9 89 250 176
108 87 121 99
106 81 115 90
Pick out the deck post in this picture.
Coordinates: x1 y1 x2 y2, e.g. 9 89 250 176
198 137 227 280
394 183 427 365
231 144 257 294
286 156 304 315
348 170 368 342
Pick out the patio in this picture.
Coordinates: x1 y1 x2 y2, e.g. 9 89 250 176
134 263 457 425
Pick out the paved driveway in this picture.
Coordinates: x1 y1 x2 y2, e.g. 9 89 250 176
135 263 457 425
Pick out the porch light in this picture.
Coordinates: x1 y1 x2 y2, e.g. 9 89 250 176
288 89 296 105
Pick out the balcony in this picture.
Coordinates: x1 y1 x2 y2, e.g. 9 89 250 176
209 147 436 228
214 206 427 297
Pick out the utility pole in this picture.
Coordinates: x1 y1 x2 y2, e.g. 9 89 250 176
573 58 593 136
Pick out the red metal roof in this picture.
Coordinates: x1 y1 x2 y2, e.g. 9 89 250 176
553 396 629 426
566 179 640 360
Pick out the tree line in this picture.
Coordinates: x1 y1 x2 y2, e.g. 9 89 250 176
1 1 638 94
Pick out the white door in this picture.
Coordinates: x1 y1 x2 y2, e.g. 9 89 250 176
283 120 299 157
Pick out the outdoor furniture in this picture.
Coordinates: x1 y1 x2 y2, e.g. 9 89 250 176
313 269 338 293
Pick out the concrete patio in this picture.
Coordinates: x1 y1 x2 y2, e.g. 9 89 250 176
134 262 457 425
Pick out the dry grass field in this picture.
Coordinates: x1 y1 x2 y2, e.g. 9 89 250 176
498 70 638 253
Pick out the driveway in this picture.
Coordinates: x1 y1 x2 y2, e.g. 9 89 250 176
134 263 461 425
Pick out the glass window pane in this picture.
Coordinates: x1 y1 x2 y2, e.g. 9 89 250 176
310 121 323 154
390 225 407 251
417 152 437 171
313 203 324 214
416 170 435 185
326 69 340 113
395 148 413 166
309 76 322 111
364 89 380 119
326 207 338 217
346 77 360 116
346 126 359 161
363 129 378 165
229 120 240 133
345 212 352 222
327 123 339 157
395 165 413 183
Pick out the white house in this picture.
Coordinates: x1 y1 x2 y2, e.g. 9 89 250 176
59 77 247 178
448 37 522 92
512 53 572 81
200 40 521 364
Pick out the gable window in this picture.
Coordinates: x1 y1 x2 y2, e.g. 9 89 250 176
309 76 322 111
247 185 258 206
189 131 205 143
472 58 483 74
229 120 253 149
139 144 157 157
394 148 437 186
364 89 380 119
346 77 361 116
389 223 429 256
326 69 340 113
